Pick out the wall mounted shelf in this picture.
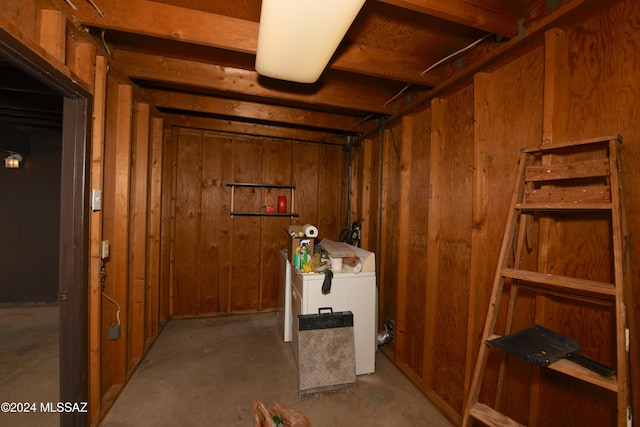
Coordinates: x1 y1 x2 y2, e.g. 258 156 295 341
226 182 298 217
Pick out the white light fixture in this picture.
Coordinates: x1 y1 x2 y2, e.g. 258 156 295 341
4 153 22 168
255 0 366 84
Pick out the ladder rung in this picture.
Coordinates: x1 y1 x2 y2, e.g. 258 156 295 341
486 334 619 392
524 186 610 204
469 403 525 427
547 358 619 392
501 269 616 297
515 201 612 210
525 159 610 182
522 135 620 153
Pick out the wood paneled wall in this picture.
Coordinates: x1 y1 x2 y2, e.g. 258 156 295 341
3 1 640 426
423 88 475 422
97 76 168 418
351 0 640 424
469 48 545 422
169 128 345 317
0 2 171 423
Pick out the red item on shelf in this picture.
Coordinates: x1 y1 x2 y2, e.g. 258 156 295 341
277 195 287 213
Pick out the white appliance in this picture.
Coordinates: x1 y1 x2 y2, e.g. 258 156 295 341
290 244 376 375
277 249 292 342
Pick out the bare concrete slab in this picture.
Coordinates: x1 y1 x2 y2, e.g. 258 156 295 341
0 305 59 427
99 313 452 427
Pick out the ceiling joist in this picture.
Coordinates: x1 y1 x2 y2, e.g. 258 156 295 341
142 88 364 133
67 0 475 86
163 113 347 145
376 0 523 37
112 49 397 115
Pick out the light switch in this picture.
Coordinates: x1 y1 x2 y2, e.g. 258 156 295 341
91 189 102 211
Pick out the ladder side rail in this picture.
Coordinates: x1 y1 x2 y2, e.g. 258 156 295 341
494 211 532 410
607 139 631 427
462 152 532 427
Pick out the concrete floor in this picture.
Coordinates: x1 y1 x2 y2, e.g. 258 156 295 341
100 313 453 427
0 304 59 427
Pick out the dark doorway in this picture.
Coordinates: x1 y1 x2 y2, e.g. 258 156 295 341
0 28 91 427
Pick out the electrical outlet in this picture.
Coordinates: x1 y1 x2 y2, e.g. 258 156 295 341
108 324 120 340
101 240 110 260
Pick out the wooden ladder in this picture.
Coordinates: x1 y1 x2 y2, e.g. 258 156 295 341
462 136 631 427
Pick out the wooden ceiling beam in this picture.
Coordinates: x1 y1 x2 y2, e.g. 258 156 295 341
142 88 364 132
65 0 258 53
376 0 522 37
66 0 441 86
112 49 395 115
333 42 443 87
163 113 347 145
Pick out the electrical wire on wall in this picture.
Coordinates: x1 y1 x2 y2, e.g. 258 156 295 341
63 0 104 16
101 291 121 327
383 32 494 107
100 259 121 329
87 0 104 17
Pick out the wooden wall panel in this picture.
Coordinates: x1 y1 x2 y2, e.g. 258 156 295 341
173 129 203 316
379 125 401 357
100 80 133 401
588 4 640 414
424 87 474 420
230 137 263 311
355 139 372 248
88 54 107 425
0 0 40 43
565 5 640 408
350 135 383 267
468 46 544 422
39 9 65 62
260 139 292 309
146 117 164 344
523 2 640 420
128 101 150 366
169 130 345 316
200 132 234 314
292 142 320 227
358 137 382 268
317 143 344 241
159 128 174 323
395 108 431 382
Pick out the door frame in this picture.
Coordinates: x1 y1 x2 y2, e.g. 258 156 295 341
0 29 91 427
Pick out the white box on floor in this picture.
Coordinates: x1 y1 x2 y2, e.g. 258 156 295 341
291 244 376 375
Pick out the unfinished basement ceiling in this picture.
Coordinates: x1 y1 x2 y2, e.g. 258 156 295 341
63 0 565 144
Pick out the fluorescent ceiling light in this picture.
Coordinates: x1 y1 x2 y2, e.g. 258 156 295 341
255 0 366 84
